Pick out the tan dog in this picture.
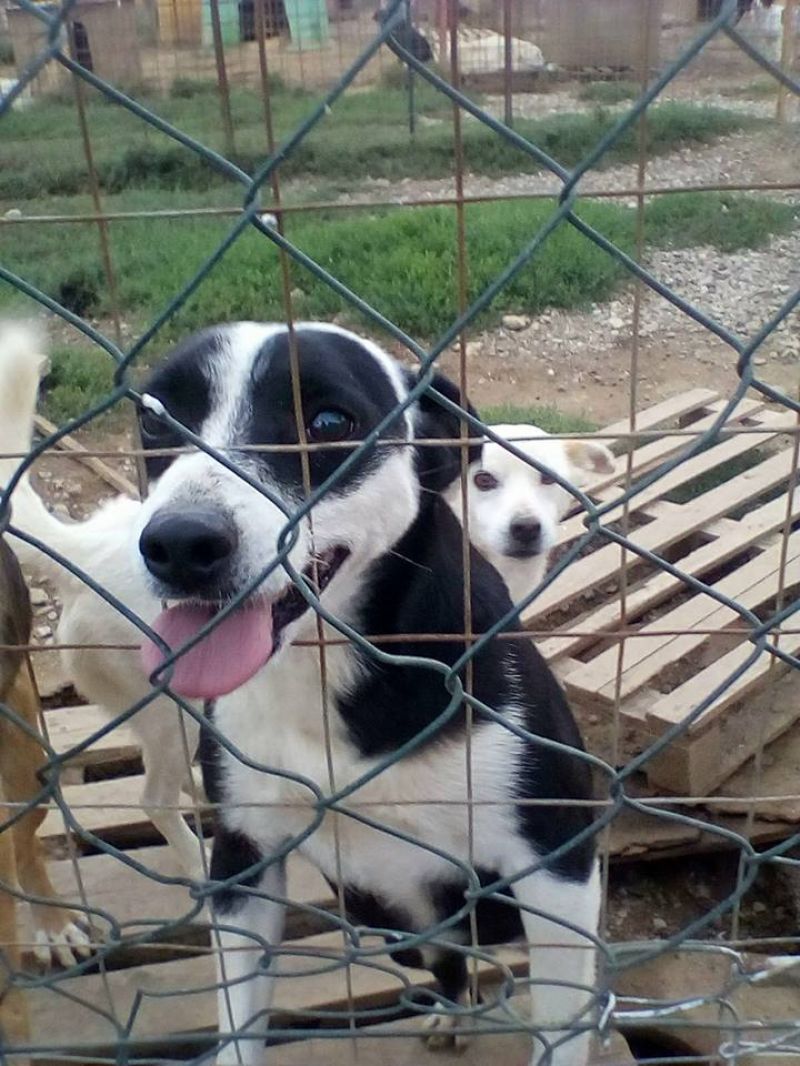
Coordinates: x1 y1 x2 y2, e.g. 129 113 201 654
0 538 91 1044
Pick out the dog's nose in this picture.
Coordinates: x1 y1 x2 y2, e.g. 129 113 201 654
140 509 238 594
509 517 542 549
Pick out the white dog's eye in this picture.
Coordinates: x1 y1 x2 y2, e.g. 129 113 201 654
473 470 499 492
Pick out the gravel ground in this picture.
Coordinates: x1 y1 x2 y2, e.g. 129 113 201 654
346 126 800 205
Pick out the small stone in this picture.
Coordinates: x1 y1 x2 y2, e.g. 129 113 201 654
546 367 555 378
502 314 530 332
30 587 49 607
3 208 22 220
465 341 482 359
34 625 51 639
51 504 71 519
608 316 625 330
752 901 767 914
752 356 767 366
652 916 668 932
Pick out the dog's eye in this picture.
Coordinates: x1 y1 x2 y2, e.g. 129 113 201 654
307 409 354 443
473 471 499 492
540 471 557 486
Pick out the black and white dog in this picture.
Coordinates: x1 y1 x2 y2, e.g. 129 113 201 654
133 322 599 1066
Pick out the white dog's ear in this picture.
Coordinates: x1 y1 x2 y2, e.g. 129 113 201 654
565 440 615 478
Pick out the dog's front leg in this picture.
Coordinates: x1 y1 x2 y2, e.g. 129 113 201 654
138 703 208 881
211 831 286 1066
509 861 600 1066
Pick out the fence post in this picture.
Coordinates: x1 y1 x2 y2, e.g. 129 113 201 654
209 0 237 159
777 0 797 123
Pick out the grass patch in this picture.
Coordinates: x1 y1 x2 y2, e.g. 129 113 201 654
481 404 597 434
0 98 755 201
0 197 635 340
720 78 778 98
645 192 797 252
40 347 116 425
577 80 639 104
1 190 795 345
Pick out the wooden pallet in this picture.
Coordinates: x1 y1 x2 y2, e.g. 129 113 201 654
523 390 800 796
14 390 800 1059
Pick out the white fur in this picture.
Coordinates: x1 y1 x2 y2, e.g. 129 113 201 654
0 326 207 880
445 423 615 604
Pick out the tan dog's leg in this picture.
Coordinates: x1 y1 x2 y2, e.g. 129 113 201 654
0 783 30 1050
0 666 91 967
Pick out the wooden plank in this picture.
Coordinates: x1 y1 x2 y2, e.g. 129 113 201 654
44 704 139 768
644 662 800 795
564 532 800 705
39 774 205 845
647 629 800 733
522 443 798 624
559 397 767 508
26 934 528 1050
16 845 334 959
557 399 776 542
540 488 800 663
34 414 139 499
598 388 719 440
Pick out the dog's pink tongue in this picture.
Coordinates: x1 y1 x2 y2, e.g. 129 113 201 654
141 602 274 699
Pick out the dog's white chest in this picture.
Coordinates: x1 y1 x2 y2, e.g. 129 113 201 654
214 642 519 907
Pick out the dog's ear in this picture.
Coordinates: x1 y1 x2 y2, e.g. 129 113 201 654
565 440 615 482
408 370 482 493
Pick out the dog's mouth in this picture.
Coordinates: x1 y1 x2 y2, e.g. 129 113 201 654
504 545 543 560
140 545 350 700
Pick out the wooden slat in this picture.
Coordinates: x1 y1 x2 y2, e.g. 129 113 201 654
540 488 800 663
39 774 204 844
26 933 528 1050
598 388 719 440
522 442 798 624
559 397 767 509
34 414 139 499
564 531 800 705
557 399 774 542
646 629 800 734
15 845 333 958
44 704 139 767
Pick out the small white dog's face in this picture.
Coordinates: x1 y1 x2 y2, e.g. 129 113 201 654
447 423 615 601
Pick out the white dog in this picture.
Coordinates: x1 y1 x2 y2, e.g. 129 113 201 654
0 326 207 881
446 423 615 604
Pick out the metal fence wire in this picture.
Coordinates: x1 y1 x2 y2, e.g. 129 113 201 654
1 0 800 1062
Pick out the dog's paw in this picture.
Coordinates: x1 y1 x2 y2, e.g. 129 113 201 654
421 1011 470 1054
31 908 96 968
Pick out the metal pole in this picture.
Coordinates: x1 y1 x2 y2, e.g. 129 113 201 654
209 0 236 158
503 0 513 128
777 0 797 123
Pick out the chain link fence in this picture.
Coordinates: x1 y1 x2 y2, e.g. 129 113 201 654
1 0 800 1062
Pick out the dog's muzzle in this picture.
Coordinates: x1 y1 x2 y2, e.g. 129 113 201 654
505 517 543 559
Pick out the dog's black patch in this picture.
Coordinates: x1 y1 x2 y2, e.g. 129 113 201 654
247 328 406 495
139 327 221 479
209 825 266 915
338 496 594 883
